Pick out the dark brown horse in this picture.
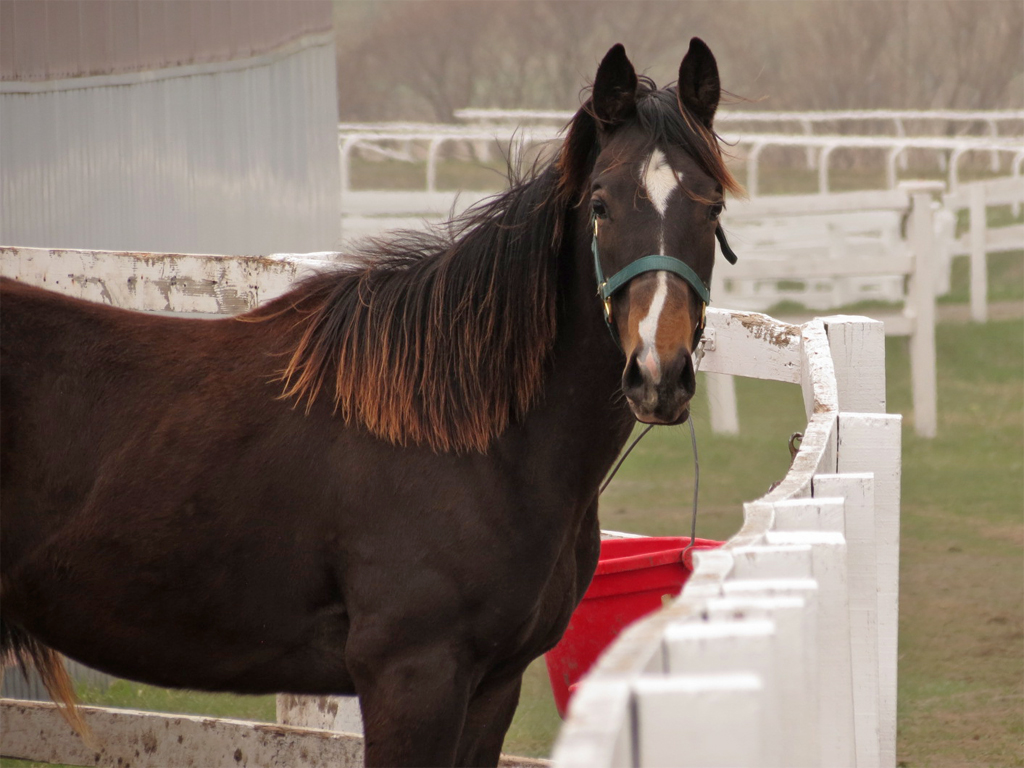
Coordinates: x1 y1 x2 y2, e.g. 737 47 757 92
1 40 741 766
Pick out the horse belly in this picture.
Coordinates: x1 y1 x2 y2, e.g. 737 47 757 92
1 499 356 695
0 295 354 693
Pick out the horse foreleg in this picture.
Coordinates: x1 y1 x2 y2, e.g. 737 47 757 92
353 644 471 767
454 672 523 767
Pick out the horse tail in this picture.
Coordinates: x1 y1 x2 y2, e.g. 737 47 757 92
1 620 95 746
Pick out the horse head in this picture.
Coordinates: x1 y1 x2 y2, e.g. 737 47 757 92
582 39 741 425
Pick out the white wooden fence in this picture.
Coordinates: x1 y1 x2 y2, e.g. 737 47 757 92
456 107 1024 179
554 310 901 768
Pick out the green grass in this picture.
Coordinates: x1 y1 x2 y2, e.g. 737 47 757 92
72 679 276 722
940 250 1024 307
887 321 1024 767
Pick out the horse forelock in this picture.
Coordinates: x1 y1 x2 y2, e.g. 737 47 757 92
261 167 567 455
636 83 744 200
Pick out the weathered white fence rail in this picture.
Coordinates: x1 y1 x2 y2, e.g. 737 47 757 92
0 246 337 315
554 310 901 768
0 698 545 768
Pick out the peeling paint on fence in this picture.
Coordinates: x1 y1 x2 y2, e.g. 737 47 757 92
0 247 351 316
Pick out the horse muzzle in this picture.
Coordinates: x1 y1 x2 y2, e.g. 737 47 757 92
621 345 696 424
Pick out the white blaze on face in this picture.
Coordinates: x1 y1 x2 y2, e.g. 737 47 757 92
642 148 678 217
632 149 681 385
636 270 670 384
641 148 679 254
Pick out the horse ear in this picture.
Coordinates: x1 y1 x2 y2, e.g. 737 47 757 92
592 44 638 129
677 37 720 129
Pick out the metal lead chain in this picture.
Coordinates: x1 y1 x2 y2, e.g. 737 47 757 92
683 417 700 558
599 424 654 495
600 337 704 547
598 417 702 556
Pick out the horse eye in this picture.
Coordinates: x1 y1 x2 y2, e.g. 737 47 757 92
708 203 724 220
591 199 609 219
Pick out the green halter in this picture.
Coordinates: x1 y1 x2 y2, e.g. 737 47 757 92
591 216 710 348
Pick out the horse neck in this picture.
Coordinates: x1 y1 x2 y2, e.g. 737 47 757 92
511 208 637 498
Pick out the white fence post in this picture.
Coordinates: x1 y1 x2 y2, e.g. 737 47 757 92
813 473 881 767
819 311 894 764
969 183 989 323
906 189 939 438
632 675 764 768
836 413 903 768
704 372 740 435
703 595 817 767
763 527 856 767
659 620 781 766
720 580 821 766
819 299 906 768
822 316 887 414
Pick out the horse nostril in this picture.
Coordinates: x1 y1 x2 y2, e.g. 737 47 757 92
677 351 696 396
622 352 644 395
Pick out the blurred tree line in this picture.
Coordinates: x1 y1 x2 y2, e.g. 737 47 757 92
331 0 1022 122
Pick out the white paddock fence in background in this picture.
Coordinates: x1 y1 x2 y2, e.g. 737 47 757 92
0 246 899 768
456 106 1024 145
456 107 1024 177
705 183 940 438
555 311 901 768
941 175 1024 322
340 117 1024 205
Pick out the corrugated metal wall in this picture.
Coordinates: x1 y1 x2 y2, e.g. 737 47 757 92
0 0 339 701
0 2 340 255
0 0 332 80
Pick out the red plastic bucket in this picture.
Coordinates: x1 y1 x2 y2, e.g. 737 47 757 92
544 536 723 717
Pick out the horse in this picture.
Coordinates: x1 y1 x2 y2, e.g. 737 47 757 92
0 39 742 767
